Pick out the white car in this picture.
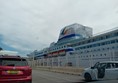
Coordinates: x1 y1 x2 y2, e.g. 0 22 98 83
82 61 118 81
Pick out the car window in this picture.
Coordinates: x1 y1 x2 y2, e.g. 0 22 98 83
99 63 106 68
93 62 106 69
0 58 28 66
106 63 112 69
115 63 118 68
0 59 2 65
111 63 118 68
106 63 118 69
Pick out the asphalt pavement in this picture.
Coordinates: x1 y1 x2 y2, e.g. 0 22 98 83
32 70 84 83
32 69 118 83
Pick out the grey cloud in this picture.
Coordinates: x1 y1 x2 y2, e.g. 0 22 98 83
0 0 118 55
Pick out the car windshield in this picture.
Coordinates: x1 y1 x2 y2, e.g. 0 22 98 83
93 62 107 69
93 62 100 68
0 58 28 66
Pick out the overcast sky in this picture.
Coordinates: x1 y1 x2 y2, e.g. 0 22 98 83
0 0 118 56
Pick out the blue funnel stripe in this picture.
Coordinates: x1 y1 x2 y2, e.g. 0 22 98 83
59 34 82 41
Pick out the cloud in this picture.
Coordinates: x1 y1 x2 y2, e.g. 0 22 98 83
0 0 118 56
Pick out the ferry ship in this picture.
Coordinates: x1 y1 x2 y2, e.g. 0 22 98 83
27 23 118 68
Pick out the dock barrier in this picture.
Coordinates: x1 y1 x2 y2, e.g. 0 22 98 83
33 66 84 76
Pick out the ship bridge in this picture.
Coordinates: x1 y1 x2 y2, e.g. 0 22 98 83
57 23 93 45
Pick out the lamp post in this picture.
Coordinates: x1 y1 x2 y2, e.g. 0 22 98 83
32 53 35 68
75 51 79 68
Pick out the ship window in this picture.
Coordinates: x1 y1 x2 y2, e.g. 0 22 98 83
114 32 117 36
77 48 80 50
89 45 92 48
106 35 111 38
87 50 89 53
116 39 118 43
82 42 85 44
80 47 82 49
106 41 110 44
111 40 115 43
79 42 82 45
100 37 104 40
94 38 97 41
87 40 90 43
87 45 90 48
101 42 105 45
82 47 84 49
80 52 83 54
110 33 114 37
92 44 96 47
116 32 118 36
112 46 114 49
81 47 83 49
83 46 85 49
100 54 102 56
95 38 99 41
92 39 94 42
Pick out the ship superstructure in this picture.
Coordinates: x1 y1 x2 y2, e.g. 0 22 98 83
27 23 118 68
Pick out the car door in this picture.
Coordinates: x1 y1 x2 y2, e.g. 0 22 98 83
91 62 106 80
97 63 106 79
90 62 102 80
105 63 118 80
91 68 98 80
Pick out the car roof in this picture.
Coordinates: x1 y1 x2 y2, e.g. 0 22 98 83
0 55 24 59
0 55 19 58
100 61 118 63
0 50 24 59
0 50 18 55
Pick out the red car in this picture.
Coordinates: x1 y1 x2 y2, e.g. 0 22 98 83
0 55 32 83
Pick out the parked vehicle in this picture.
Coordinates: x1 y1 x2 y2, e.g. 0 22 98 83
0 55 32 83
82 61 118 81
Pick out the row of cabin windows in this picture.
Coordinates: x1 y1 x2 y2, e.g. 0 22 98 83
48 38 118 53
71 32 118 47
78 46 118 54
43 32 118 53
75 39 118 50
49 45 67 52
78 53 107 58
48 43 74 52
